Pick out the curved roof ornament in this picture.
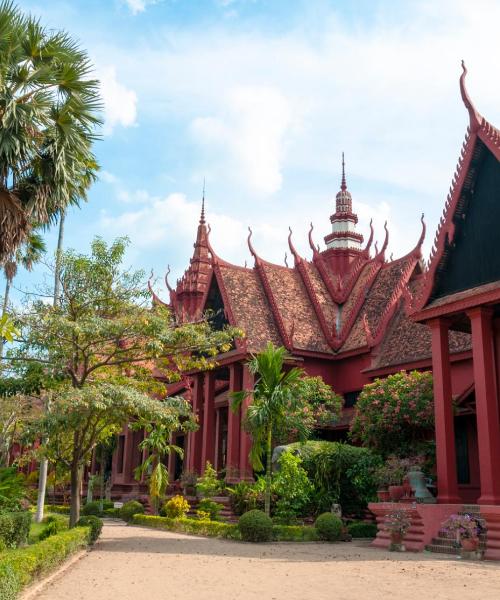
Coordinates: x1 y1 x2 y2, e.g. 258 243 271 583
247 227 260 263
164 265 174 293
148 270 169 307
308 222 319 257
460 60 482 131
364 218 374 255
416 213 426 249
284 252 289 268
375 221 389 260
287 227 302 264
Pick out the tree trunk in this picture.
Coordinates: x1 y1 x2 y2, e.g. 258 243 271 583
264 426 272 517
0 278 12 360
69 460 82 528
35 210 65 523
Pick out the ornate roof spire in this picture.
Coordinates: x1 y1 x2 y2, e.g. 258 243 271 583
460 60 482 132
341 151 347 192
200 178 206 224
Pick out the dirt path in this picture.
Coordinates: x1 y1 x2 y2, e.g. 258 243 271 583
29 520 500 600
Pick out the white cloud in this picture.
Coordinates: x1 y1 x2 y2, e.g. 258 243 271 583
97 66 138 134
122 0 159 15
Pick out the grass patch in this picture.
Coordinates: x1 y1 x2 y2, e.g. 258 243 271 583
29 514 68 544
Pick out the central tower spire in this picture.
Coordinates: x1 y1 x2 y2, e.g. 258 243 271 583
324 153 363 252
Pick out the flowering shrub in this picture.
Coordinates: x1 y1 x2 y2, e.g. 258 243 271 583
161 495 190 519
350 371 434 457
383 509 411 536
443 513 484 541
273 451 313 523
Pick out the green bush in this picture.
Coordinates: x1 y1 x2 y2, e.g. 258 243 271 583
273 451 313 523
315 513 342 541
347 521 378 538
161 495 190 519
81 500 114 516
289 441 382 517
227 481 262 516
196 498 223 521
238 510 273 543
120 500 144 522
39 520 61 541
273 525 319 542
103 507 121 518
44 505 70 515
76 516 103 544
0 527 91 600
0 468 27 512
0 511 31 548
196 462 221 498
131 514 240 539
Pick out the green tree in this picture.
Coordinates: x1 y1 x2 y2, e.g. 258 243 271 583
231 343 315 517
8 237 239 526
0 230 46 359
0 0 101 261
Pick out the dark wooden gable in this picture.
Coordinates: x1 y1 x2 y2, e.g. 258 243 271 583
204 275 229 331
432 142 500 300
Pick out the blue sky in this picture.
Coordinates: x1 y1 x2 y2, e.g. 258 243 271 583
8 0 500 301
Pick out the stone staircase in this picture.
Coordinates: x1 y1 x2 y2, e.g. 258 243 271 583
425 506 487 557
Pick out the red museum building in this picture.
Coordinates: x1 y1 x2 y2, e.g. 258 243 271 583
109 64 500 557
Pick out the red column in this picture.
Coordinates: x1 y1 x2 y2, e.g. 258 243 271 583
226 363 242 483
429 317 461 503
167 434 176 483
239 365 254 481
201 371 216 472
186 373 204 474
467 307 500 505
122 428 136 484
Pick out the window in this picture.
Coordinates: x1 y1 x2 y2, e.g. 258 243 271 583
343 390 360 408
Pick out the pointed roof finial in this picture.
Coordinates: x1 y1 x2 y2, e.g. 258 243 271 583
341 152 347 191
460 60 481 131
200 178 206 224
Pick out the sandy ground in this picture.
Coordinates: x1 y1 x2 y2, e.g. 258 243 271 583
29 520 500 600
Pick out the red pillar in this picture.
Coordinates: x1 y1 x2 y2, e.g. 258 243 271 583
122 428 136 484
186 373 204 474
226 363 242 483
201 370 216 472
467 307 500 505
429 317 461 503
239 365 254 481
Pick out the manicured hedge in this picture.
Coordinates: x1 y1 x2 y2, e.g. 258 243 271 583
239 510 273 542
272 525 319 542
0 512 32 549
132 514 322 543
0 527 93 600
103 507 121 518
44 505 70 515
347 521 378 538
131 515 240 539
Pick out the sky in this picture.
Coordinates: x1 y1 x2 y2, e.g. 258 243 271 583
8 0 500 301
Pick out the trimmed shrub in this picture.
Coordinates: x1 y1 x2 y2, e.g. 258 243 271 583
44 505 70 515
120 500 144 522
39 520 62 541
196 498 223 521
0 527 91 600
238 510 273 543
76 516 103 544
103 507 121 518
81 500 114 516
0 511 32 549
347 521 378 538
315 513 342 541
131 514 240 539
273 525 319 542
161 495 190 519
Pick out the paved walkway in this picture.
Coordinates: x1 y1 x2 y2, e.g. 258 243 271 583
30 521 500 600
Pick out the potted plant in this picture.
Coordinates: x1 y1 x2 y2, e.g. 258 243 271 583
442 513 483 551
375 465 391 502
180 470 198 497
385 456 408 502
383 509 411 548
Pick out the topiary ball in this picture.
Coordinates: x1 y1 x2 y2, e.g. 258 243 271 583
238 509 273 542
76 515 103 544
119 500 145 523
314 512 343 541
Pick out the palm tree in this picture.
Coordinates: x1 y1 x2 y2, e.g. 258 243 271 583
0 1 101 262
134 425 183 514
0 229 46 358
231 343 311 517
